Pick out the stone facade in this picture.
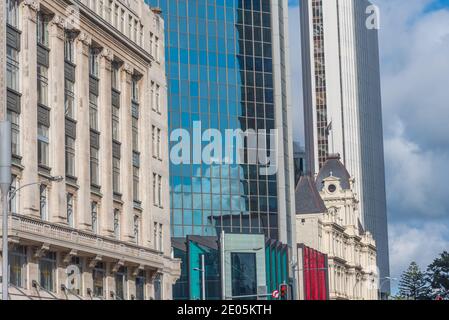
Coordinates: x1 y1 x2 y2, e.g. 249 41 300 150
0 0 180 300
295 155 378 300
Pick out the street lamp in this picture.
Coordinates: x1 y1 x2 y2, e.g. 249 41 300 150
193 254 206 301
1 172 63 301
379 277 398 300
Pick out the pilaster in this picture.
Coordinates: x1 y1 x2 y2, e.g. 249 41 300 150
48 15 67 224
98 47 114 236
120 63 135 243
20 0 40 217
75 32 92 230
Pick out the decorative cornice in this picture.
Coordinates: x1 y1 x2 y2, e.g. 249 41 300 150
100 47 114 62
123 62 134 75
77 31 92 47
23 0 40 12
50 15 65 29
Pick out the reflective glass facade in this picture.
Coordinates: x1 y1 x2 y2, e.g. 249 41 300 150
146 0 282 239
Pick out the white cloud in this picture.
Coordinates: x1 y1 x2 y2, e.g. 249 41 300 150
389 222 449 281
384 121 449 219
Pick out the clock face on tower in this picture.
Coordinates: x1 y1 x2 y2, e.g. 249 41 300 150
328 184 337 193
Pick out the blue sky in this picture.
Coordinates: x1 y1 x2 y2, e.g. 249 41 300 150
287 0 449 294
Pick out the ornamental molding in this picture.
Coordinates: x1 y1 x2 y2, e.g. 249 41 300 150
77 31 92 47
123 62 135 75
23 0 40 12
100 47 114 62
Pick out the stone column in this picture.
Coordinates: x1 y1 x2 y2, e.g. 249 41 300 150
48 15 67 224
98 47 114 236
120 63 135 243
139 69 152 246
75 32 92 230
20 0 40 217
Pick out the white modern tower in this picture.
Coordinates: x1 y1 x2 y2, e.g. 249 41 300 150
299 0 390 294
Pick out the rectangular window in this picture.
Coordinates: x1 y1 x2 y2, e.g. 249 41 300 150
91 202 98 234
65 78 75 118
154 37 159 61
155 85 160 112
158 223 163 252
128 15 132 37
149 33 153 56
133 19 138 43
90 146 100 186
89 93 98 131
152 173 157 206
132 117 138 152
133 215 140 244
9 176 18 214
37 13 49 47
9 245 26 288
39 252 56 292
150 81 155 111
93 262 105 298
114 5 119 27
7 110 20 156
139 24 144 47
67 193 74 227
38 123 49 167
131 78 139 102
157 128 162 160
7 46 20 92
112 105 120 141
89 49 99 77
6 0 19 28
64 36 75 63
113 156 120 194
158 175 162 208
133 166 139 202
111 64 120 91
37 65 49 106
39 185 48 220
65 136 75 177
152 126 156 157
153 274 162 300
115 267 127 300
135 271 146 300
120 9 125 33
113 209 120 239
153 222 158 250
231 253 257 298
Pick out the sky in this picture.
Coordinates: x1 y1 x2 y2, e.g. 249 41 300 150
287 0 449 294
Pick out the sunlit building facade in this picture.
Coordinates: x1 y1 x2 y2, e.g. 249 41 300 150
145 0 296 299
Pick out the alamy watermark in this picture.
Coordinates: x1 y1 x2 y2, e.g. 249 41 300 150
170 122 279 176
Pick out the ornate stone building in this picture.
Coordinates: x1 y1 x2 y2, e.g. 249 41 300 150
295 155 378 300
0 0 180 300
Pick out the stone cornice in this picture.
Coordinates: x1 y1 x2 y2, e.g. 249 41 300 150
23 0 40 12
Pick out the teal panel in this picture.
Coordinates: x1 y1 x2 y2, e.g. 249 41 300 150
188 240 206 300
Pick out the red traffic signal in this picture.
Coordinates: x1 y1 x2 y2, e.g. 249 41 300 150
279 284 288 299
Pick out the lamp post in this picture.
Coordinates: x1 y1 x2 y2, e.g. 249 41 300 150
0 164 62 301
193 254 206 300
379 277 397 300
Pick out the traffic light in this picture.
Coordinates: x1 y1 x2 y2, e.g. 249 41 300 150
279 284 288 300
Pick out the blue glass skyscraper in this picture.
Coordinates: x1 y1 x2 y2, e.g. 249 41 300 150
145 0 295 299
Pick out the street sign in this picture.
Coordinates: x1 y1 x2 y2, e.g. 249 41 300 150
272 290 280 299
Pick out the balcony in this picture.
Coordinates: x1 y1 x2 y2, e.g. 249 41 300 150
2 214 168 269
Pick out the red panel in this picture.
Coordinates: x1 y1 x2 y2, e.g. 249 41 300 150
302 245 329 300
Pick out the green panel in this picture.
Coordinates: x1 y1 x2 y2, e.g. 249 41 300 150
276 248 282 287
265 246 271 300
188 240 206 300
